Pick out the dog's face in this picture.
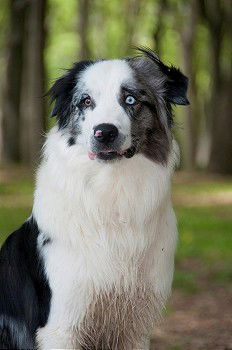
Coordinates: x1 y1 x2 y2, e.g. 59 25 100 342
49 49 189 164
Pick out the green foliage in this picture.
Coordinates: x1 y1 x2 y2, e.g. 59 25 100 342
45 0 191 81
1 0 231 173
0 0 9 77
46 0 78 83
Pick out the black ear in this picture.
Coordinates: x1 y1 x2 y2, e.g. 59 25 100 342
136 47 189 105
48 73 74 119
164 66 190 105
47 60 93 127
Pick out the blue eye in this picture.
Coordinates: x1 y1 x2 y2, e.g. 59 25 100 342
125 95 136 105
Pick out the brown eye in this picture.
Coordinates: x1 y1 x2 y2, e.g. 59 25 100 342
84 97 92 107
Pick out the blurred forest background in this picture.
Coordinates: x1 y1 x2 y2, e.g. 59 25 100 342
0 0 232 171
0 0 232 349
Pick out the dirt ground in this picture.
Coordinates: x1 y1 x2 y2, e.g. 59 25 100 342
151 285 232 350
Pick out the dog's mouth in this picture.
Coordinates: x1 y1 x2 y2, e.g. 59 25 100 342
88 147 136 161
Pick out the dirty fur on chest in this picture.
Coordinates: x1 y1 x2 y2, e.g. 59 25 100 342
76 286 160 350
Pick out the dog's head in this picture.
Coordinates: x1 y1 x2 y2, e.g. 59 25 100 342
48 48 189 164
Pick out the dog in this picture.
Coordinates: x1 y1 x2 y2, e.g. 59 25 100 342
0 48 189 350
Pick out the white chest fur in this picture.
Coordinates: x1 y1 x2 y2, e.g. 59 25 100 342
34 129 178 349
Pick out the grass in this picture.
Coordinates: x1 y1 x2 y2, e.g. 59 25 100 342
173 180 232 195
172 173 232 292
0 171 33 243
176 205 232 263
0 168 232 293
0 207 32 240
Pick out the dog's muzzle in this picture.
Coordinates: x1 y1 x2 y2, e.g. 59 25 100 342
88 123 136 161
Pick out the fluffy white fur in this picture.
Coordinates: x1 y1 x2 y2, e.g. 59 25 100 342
33 125 178 349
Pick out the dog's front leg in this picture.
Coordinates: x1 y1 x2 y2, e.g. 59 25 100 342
36 325 82 350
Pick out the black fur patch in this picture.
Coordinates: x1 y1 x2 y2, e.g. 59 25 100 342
47 60 93 129
42 237 51 246
68 136 76 147
0 218 51 349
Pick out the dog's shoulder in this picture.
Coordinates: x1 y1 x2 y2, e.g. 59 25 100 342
0 218 51 349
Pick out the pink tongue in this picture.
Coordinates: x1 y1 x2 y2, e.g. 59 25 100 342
88 152 96 160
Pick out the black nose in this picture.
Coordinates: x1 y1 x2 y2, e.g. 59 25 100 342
94 124 119 144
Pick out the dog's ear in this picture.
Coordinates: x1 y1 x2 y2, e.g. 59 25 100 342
47 61 93 125
161 65 189 106
48 73 73 119
136 47 189 106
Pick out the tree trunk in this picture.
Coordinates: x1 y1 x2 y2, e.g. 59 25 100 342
2 0 28 163
208 0 232 173
78 0 91 60
180 0 199 170
200 0 232 173
123 0 142 54
20 0 47 164
209 80 232 174
153 0 168 56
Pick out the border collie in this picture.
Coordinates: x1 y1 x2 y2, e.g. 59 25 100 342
0 48 189 350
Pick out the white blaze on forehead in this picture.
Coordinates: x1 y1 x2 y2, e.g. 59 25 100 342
75 60 134 151
78 59 134 96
